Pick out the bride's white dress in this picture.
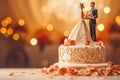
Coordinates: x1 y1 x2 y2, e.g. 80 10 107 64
68 11 92 45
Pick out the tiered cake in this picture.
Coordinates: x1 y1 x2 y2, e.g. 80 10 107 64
54 10 108 67
56 41 107 67
59 43 106 63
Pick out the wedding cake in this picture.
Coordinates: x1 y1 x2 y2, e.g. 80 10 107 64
55 17 107 67
56 40 107 68
55 2 107 67
58 41 106 66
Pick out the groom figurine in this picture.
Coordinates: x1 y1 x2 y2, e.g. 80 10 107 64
89 2 98 41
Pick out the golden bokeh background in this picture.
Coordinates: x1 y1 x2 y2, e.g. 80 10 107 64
0 0 120 68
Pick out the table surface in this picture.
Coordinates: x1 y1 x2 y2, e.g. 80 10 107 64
0 68 120 80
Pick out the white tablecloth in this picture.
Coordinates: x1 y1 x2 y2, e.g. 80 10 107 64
0 68 120 80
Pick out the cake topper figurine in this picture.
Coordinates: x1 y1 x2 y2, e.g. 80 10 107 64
89 2 98 41
64 2 98 46
64 3 92 46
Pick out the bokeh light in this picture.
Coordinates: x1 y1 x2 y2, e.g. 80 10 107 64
103 6 111 14
46 24 54 31
18 19 25 26
0 27 7 34
1 20 8 27
7 28 14 35
64 30 70 37
6 17 12 24
97 24 105 31
12 33 20 41
30 38 38 46
115 15 120 26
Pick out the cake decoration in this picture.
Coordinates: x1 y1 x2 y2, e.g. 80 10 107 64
41 62 120 76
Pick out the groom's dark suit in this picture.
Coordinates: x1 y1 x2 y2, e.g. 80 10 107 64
89 7 98 41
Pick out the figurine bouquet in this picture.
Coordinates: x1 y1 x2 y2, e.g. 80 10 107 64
85 11 94 19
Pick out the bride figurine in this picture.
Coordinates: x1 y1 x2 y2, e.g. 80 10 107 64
64 3 92 46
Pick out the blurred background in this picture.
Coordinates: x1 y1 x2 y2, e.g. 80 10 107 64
0 0 120 68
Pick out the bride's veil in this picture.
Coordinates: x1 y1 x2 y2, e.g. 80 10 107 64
74 3 82 19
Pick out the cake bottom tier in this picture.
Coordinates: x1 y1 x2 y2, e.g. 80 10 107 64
55 62 108 68
59 45 106 63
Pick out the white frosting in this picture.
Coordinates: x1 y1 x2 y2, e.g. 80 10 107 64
59 45 106 63
62 52 71 61
55 62 108 68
